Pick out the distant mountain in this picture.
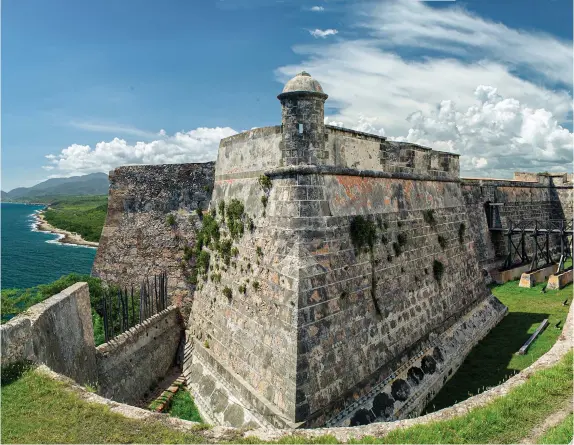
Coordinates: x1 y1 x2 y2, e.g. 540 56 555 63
3 173 109 202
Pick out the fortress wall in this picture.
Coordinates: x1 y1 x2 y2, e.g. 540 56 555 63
95 306 182 404
185 169 505 428
92 163 215 315
0 283 97 385
324 127 459 180
461 178 573 271
216 126 282 176
186 174 300 428
285 174 495 425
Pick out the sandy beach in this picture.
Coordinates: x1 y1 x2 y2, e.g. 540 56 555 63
34 210 99 248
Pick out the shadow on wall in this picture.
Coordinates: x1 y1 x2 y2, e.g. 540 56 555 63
424 310 549 413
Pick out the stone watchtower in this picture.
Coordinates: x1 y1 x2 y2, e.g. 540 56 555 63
278 72 329 165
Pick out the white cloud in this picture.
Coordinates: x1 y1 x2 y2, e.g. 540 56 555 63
278 0 572 177
390 86 572 177
67 121 160 139
44 127 237 176
310 6 324 12
309 29 338 38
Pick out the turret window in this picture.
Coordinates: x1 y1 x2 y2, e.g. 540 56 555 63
298 123 303 134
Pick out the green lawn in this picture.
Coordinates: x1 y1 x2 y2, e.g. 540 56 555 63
425 281 572 413
0 369 206 444
43 195 108 242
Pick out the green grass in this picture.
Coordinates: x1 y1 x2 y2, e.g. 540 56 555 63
0 368 205 444
1 352 572 444
537 413 573 444
168 389 203 422
425 281 571 413
43 195 108 242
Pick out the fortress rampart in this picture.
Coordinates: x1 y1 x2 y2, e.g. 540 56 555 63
90 72 572 429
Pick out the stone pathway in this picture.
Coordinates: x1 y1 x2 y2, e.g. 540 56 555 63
520 398 573 444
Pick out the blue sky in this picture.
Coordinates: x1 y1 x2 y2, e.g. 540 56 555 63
2 0 573 191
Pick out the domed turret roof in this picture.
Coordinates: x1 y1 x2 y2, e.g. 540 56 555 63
280 71 327 97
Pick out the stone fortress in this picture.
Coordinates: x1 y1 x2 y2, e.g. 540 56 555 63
90 72 573 429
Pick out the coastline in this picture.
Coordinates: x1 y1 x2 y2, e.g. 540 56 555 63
33 209 99 249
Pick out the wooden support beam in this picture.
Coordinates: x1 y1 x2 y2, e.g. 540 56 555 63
517 319 549 355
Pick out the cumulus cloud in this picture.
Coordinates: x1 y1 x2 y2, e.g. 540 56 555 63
391 86 572 177
309 29 338 38
310 6 324 12
44 127 237 176
278 0 572 177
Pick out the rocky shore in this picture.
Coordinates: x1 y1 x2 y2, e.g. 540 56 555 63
34 210 99 248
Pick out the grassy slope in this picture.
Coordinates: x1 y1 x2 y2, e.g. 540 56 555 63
537 413 573 444
42 195 108 242
0 370 205 444
1 352 571 444
425 281 572 413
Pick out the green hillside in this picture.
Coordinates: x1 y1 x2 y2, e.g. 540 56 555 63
42 195 108 243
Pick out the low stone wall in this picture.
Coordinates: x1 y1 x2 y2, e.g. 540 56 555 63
547 269 573 290
0 283 97 385
96 306 182 404
519 264 558 288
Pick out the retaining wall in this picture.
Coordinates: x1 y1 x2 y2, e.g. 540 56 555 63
0 282 97 385
1 283 182 405
96 306 182 404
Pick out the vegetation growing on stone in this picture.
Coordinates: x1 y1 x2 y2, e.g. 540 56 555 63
218 200 225 219
433 259 445 283
218 239 233 266
197 251 210 275
349 215 377 253
423 209 436 225
256 246 263 257
210 273 221 284
195 208 203 219
258 174 272 191
397 232 407 247
437 235 447 249
252 281 260 291
166 214 176 226
238 284 246 294
226 199 245 239
222 286 232 299
458 222 466 244
261 195 268 208
393 242 402 257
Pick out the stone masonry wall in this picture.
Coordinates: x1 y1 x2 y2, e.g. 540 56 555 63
92 162 215 316
95 306 182 404
461 178 573 272
0 283 97 385
185 165 503 428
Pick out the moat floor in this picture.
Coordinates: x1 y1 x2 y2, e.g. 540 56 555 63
425 280 572 413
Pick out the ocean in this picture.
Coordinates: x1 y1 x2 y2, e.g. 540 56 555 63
1 202 97 289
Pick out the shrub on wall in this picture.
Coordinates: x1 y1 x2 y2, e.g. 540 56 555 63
166 214 176 227
423 210 436 226
438 235 447 249
433 260 445 283
459 222 466 244
350 215 377 253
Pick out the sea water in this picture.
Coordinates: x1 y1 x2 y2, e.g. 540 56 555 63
1 202 97 289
